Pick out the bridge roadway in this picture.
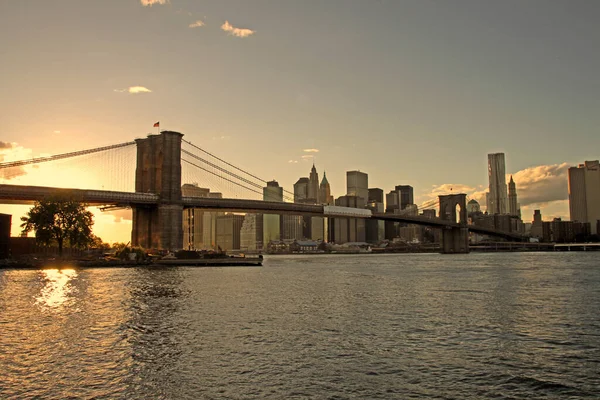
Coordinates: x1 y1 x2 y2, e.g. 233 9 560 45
0 184 524 240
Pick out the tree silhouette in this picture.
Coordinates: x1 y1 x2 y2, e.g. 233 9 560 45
20 196 94 256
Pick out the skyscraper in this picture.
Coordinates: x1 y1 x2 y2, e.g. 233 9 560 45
319 171 333 205
346 170 368 203
487 153 508 214
263 180 283 245
294 177 309 202
308 163 320 203
569 160 600 234
395 185 414 210
508 175 519 217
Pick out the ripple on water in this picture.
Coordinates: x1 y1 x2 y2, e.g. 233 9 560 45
1 253 599 399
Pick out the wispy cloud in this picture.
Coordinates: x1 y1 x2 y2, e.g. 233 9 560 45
303 148 319 153
53 130 61 134
114 86 152 94
221 21 255 38
140 0 168 6
288 160 298 164
0 142 28 180
189 20 205 28
301 155 314 159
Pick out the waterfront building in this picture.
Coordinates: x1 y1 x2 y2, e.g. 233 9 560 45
263 180 283 245
330 195 366 244
215 213 245 251
181 184 222 249
542 218 591 243
508 176 520 217
487 153 508 214
281 215 303 240
346 171 368 204
568 160 600 234
240 213 263 252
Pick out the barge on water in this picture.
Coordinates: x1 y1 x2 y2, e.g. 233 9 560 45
154 250 263 267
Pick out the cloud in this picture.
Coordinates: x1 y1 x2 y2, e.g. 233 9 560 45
140 0 168 6
288 160 298 164
53 130 61 134
221 21 255 38
105 209 133 223
303 148 319 153
510 163 569 206
0 142 28 180
301 155 314 159
189 20 205 28
418 163 571 214
114 86 152 94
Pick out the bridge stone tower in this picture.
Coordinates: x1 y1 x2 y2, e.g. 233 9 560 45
438 193 469 254
132 131 183 251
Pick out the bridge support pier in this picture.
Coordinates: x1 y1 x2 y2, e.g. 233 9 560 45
131 131 183 251
438 193 470 254
441 227 469 254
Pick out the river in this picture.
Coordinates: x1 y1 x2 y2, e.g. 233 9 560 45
1 252 599 399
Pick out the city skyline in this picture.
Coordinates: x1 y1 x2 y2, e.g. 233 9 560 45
1 0 599 241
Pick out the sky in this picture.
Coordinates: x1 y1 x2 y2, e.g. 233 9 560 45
1 0 599 242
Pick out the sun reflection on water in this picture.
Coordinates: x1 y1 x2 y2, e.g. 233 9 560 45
36 269 78 310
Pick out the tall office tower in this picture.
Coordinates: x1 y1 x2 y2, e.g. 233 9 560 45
263 180 283 245
215 214 245 251
569 160 600 234
240 213 263 252
368 188 384 204
319 172 334 205
308 163 320 203
508 175 519 217
487 153 508 214
395 185 414 209
346 171 368 203
294 177 309 202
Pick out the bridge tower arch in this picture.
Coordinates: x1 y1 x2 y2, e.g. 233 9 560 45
132 131 183 251
438 193 469 254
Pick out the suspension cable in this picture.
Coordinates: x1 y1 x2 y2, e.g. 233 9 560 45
0 141 136 169
182 139 296 198
182 158 287 202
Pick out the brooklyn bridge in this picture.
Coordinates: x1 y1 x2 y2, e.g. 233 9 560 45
0 131 524 253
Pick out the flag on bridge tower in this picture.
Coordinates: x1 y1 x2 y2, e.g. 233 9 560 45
153 121 160 128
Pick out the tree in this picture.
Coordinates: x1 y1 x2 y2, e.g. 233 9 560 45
20 196 95 256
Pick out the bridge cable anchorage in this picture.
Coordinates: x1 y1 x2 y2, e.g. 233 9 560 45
181 149 295 202
182 140 296 199
0 141 136 169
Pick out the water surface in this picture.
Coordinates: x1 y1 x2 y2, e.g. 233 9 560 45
1 253 599 399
